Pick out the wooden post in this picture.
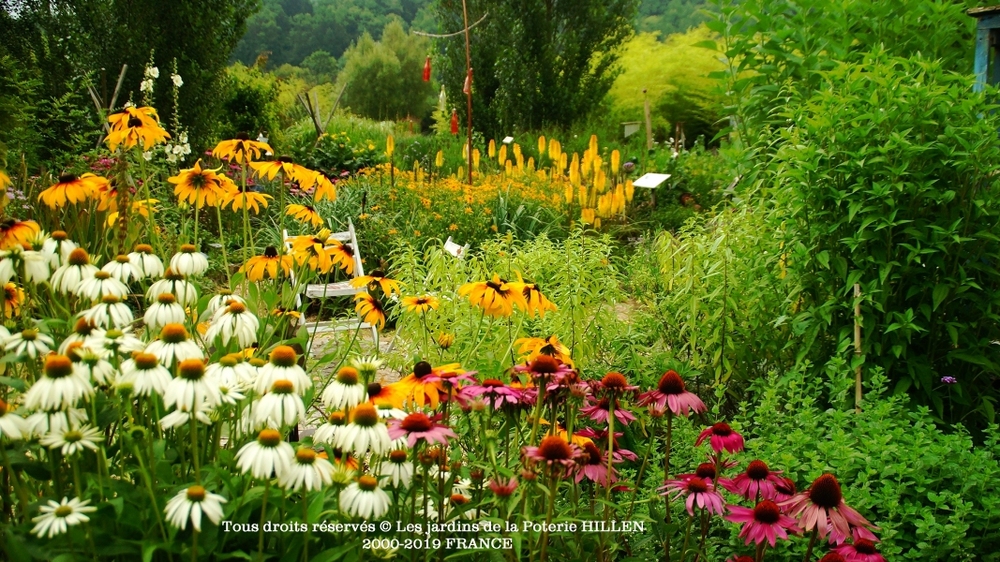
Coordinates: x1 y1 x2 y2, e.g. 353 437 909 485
643 90 653 152
461 0 474 186
854 283 863 412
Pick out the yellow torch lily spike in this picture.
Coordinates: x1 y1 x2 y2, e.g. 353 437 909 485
435 150 444 168
498 145 507 165
625 180 635 203
473 148 480 171
488 139 496 159
611 150 620 174
538 135 546 157
386 134 395 158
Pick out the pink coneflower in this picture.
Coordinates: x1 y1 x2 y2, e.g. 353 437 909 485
386 413 457 448
726 557 755 562
677 462 719 483
488 477 518 498
513 355 574 385
721 460 786 501
576 427 638 462
461 378 522 409
818 554 847 562
580 396 637 426
773 476 797 502
574 441 618 487
725 500 799 547
636 370 706 416
659 476 725 516
696 422 745 453
596 372 638 396
833 538 885 562
781 474 875 544
522 435 579 476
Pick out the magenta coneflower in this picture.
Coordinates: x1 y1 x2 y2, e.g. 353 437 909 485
575 427 638 462
488 477 518 498
580 396 637 426
833 538 885 562
818 554 847 562
676 462 719 483
461 378 523 409
574 441 618 487
522 435 579 476
721 460 786 501
659 476 725 516
386 413 457 448
773 476 797 502
696 422 745 454
726 557 755 562
725 499 799 547
781 474 875 544
636 370 706 417
513 355 574 384
596 372 638 396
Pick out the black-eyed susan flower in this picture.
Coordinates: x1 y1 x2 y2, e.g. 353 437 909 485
350 271 401 296
0 171 9 190
0 218 39 250
290 232 335 273
313 173 337 202
515 334 574 366
328 239 356 275
354 293 386 329
38 174 105 209
458 275 527 317
249 157 318 189
520 283 558 317
3 282 23 318
286 204 324 228
106 106 170 151
241 246 293 281
168 160 227 208
212 133 274 164
222 185 271 215
401 295 438 314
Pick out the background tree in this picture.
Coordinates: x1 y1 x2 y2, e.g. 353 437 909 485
338 19 434 121
636 0 708 38
435 0 640 137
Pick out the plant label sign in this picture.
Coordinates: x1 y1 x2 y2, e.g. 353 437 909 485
632 173 671 189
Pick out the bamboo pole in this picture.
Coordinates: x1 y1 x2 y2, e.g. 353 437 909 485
854 283 862 412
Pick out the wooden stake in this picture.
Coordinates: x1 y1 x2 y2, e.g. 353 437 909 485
644 90 653 152
461 0 474 186
854 283 863 412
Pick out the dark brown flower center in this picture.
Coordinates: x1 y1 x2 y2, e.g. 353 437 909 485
127 116 143 128
269 345 298 367
582 442 602 465
854 539 877 554
413 361 432 379
685 477 709 494
157 293 176 305
483 378 504 388
817 554 846 562
753 500 781 524
389 449 408 463
67 248 90 266
134 353 160 370
400 413 432 433
160 323 189 344
657 370 685 394
257 429 282 447
178 359 205 381
357 475 378 491
808 473 843 508
351 404 379 427
776 477 796 496
295 448 317 464
186 485 207 502
537 435 573 461
336 367 359 385
263 246 278 258
601 372 628 389
236 132 250 141
59 174 78 183
746 460 770 481
271 379 294 394
711 422 733 436
44 355 73 378
695 463 716 480
529 355 560 374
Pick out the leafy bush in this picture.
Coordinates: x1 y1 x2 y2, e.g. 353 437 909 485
216 63 283 146
740 370 1000 560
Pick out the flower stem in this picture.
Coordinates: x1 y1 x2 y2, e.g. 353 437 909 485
678 513 694 562
190 415 200 484
663 411 674 561
215 206 232 285
302 494 310 562
755 541 767 562
257 479 270 560
191 529 199 562
802 528 818 562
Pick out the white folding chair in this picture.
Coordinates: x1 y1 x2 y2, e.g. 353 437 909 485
444 236 470 259
283 218 378 344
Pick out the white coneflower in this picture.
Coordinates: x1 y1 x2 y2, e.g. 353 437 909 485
42 230 77 269
251 379 304 428
170 244 209 276
278 447 334 492
443 493 475 519
164 359 221 412
216 382 245 406
31 496 96 538
336 403 391 456
377 406 407 420
146 268 198 307
26 408 88 436
380 449 414 488
160 408 212 430
4 326 55 359
164 485 227 532
322 366 366 410
340 475 391 519
0 398 27 442
0 250 14 284
22 354 94 410
205 301 259 348
144 293 187 332
311 411 346 446
60 318 103 354
203 291 246 320
51 248 98 295
39 424 102 456
77 270 129 302
255 346 310 395
23 248 51 284
118 352 171 397
351 355 384 381
102 254 142 283
129 244 164 279
86 328 144 357
81 295 134 329
235 428 294 479
71 346 115 386
205 354 256 392
146 324 202 368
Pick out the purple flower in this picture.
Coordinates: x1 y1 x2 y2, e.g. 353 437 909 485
940 376 957 385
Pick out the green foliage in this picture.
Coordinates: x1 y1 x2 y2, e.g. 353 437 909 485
607 27 724 147
637 0 709 38
338 19 435 121
435 0 640 136
764 55 1000 428
742 370 1000 560
232 0 436 67
216 63 284 144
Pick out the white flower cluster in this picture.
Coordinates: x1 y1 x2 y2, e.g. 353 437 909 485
164 131 191 163
140 65 159 93
171 73 183 88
